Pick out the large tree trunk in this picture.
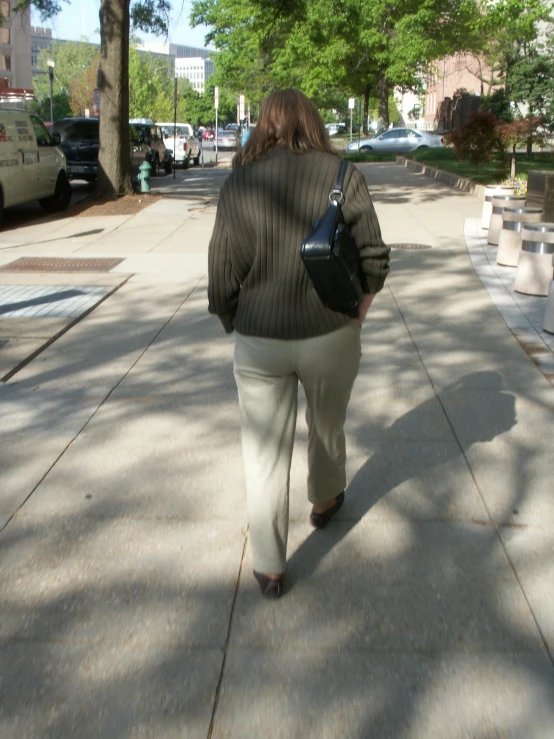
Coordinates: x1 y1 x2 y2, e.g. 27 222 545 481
363 83 370 134
377 71 389 128
97 0 133 196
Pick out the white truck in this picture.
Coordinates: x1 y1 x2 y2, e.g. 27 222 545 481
158 122 201 169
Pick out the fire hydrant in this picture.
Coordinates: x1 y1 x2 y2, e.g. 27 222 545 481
138 160 151 193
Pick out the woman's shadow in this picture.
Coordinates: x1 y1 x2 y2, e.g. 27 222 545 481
287 370 517 582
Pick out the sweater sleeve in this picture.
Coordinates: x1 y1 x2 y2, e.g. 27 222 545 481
342 165 390 294
208 201 240 333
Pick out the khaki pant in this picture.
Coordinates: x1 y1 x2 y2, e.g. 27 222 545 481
233 321 361 574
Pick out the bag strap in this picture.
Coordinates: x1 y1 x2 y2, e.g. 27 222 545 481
329 160 349 205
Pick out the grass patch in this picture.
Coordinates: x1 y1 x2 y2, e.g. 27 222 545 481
344 152 396 163
406 148 554 184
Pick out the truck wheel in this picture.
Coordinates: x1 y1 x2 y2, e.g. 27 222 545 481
164 157 172 174
183 155 189 170
150 156 159 177
39 172 72 213
193 154 200 166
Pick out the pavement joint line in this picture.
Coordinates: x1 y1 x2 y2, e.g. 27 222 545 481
207 534 248 739
1 275 204 532
1 278 132 382
144 213 194 254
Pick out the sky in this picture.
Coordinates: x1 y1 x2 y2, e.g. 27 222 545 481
30 0 213 50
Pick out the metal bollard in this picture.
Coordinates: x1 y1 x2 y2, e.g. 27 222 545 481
138 160 151 193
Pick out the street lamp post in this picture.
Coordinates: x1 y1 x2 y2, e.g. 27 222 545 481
47 59 55 123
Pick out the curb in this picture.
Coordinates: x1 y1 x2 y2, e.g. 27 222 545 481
397 156 486 199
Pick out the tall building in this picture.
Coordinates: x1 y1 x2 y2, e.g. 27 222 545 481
1 0 32 89
138 41 216 91
31 26 52 76
138 41 213 61
175 56 215 93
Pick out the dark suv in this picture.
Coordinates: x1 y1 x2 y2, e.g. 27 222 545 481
50 118 100 182
50 118 151 182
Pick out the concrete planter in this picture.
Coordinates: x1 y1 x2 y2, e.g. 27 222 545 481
481 185 515 230
514 223 554 296
488 195 527 245
496 207 543 266
544 268 554 333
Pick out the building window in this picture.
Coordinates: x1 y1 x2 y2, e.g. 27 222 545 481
2 54 11 72
1 0 9 18
1 27 9 44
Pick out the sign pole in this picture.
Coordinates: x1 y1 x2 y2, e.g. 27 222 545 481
214 85 219 165
173 77 177 179
348 98 355 142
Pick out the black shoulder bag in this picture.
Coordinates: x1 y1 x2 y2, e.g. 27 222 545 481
299 160 363 309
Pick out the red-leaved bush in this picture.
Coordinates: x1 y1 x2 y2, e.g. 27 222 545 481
446 112 505 164
497 116 547 152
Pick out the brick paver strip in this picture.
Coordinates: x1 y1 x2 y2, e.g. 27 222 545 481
0 257 124 272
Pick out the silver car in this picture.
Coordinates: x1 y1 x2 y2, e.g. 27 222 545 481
216 129 239 150
346 127 444 154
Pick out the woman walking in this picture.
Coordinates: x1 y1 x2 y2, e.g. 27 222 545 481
208 89 390 598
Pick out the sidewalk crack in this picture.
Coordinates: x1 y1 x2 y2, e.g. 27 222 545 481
207 533 247 739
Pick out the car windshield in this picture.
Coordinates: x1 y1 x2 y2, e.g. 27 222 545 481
161 126 189 137
55 121 99 141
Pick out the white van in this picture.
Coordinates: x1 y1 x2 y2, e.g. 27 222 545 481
0 109 71 226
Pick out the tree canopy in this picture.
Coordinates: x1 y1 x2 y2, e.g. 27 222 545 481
191 0 552 128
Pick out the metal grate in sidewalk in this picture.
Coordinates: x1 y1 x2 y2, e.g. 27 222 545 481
0 257 123 273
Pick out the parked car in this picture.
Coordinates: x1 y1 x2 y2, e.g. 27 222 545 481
346 127 444 154
157 122 201 168
50 117 100 183
225 123 241 132
326 123 346 136
51 117 150 183
129 119 172 175
202 129 215 141
216 129 239 150
0 108 70 224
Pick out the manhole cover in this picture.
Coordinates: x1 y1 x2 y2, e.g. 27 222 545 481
0 257 123 273
389 243 433 250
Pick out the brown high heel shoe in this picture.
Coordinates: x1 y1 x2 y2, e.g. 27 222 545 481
253 570 284 598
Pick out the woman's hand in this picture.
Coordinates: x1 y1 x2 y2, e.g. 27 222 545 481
358 293 376 325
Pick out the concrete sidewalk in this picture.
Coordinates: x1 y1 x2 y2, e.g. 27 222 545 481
0 163 553 738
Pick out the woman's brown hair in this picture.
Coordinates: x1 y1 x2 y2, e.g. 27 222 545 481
232 88 338 168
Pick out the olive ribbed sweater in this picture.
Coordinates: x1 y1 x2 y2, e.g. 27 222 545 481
208 147 390 339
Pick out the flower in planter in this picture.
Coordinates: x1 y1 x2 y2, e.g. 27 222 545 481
502 176 528 196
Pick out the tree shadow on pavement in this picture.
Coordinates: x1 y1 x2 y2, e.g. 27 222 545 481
287 370 516 584
1 167 554 735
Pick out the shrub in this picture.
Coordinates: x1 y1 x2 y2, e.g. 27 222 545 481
498 117 548 176
480 89 513 123
446 112 505 164
497 116 548 152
